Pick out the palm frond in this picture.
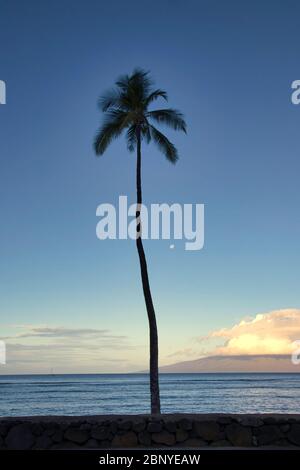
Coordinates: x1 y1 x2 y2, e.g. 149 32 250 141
141 121 151 144
145 89 168 107
150 125 178 163
147 108 187 133
98 88 121 112
131 68 153 94
125 69 153 107
115 73 131 91
126 125 137 152
94 110 129 155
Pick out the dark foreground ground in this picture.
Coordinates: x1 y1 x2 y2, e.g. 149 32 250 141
1 414 300 450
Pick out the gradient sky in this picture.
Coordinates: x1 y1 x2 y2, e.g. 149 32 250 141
0 0 300 373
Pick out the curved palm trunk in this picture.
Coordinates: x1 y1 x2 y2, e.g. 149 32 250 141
135 128 161 414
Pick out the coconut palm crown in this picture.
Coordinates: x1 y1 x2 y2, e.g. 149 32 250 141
94 68 186 161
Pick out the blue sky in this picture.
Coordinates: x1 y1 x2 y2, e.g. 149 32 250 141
0 0 300 373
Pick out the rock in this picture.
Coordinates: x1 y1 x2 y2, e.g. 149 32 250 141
44 425 58 437
30 423 44 436
52 430 63 443
275 418 290 425
210 439 232 447
118 420 132 431
0 424 8 437
226 424 252 447
91 426 111 441
132 420 146 433
164 421 177 433
181 438 207 448
111 431 138 448
147 421 162 433
280 424 290 433
217 417 233 425
84 439 99 449
179 419 193 431
98 439 111 448
255 425 283 446
263 417 277 425
6 424 35 450
288 424 300 446
80 423 91 431
288 418 298 424
237 417 264 428
34 435 52 449
6 420 21 428
152 431 176 446
194 421 220 441
64 428 89 444
108 422 118 434
176 429 189 442
138 431 152 446
272 439 294 447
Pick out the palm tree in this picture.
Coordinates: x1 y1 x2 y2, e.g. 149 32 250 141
94 69 186 414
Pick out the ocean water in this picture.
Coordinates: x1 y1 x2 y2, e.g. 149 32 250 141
0 373 299 417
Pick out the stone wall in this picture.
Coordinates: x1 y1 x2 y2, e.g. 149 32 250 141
1 414 300 450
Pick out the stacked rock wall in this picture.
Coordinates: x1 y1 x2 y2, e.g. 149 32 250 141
0 414 300 449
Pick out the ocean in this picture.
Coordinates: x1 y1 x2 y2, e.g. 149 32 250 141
0 373 299 417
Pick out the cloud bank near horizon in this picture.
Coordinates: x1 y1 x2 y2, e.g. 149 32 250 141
167 309 300 363
1 309 300 373
0 324 143 374
207 308 300 356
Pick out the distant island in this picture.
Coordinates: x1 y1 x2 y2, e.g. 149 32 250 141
159 354 299 373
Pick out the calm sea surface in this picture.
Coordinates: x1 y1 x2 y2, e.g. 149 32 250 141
0 373 299 417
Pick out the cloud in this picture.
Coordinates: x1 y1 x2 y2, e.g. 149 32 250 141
0 324 140 374
1 326 126 340
206 308 300 355
162 308 300 366
19 327 111 338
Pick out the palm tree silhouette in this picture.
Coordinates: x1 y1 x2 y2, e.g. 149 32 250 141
94 69 186 414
